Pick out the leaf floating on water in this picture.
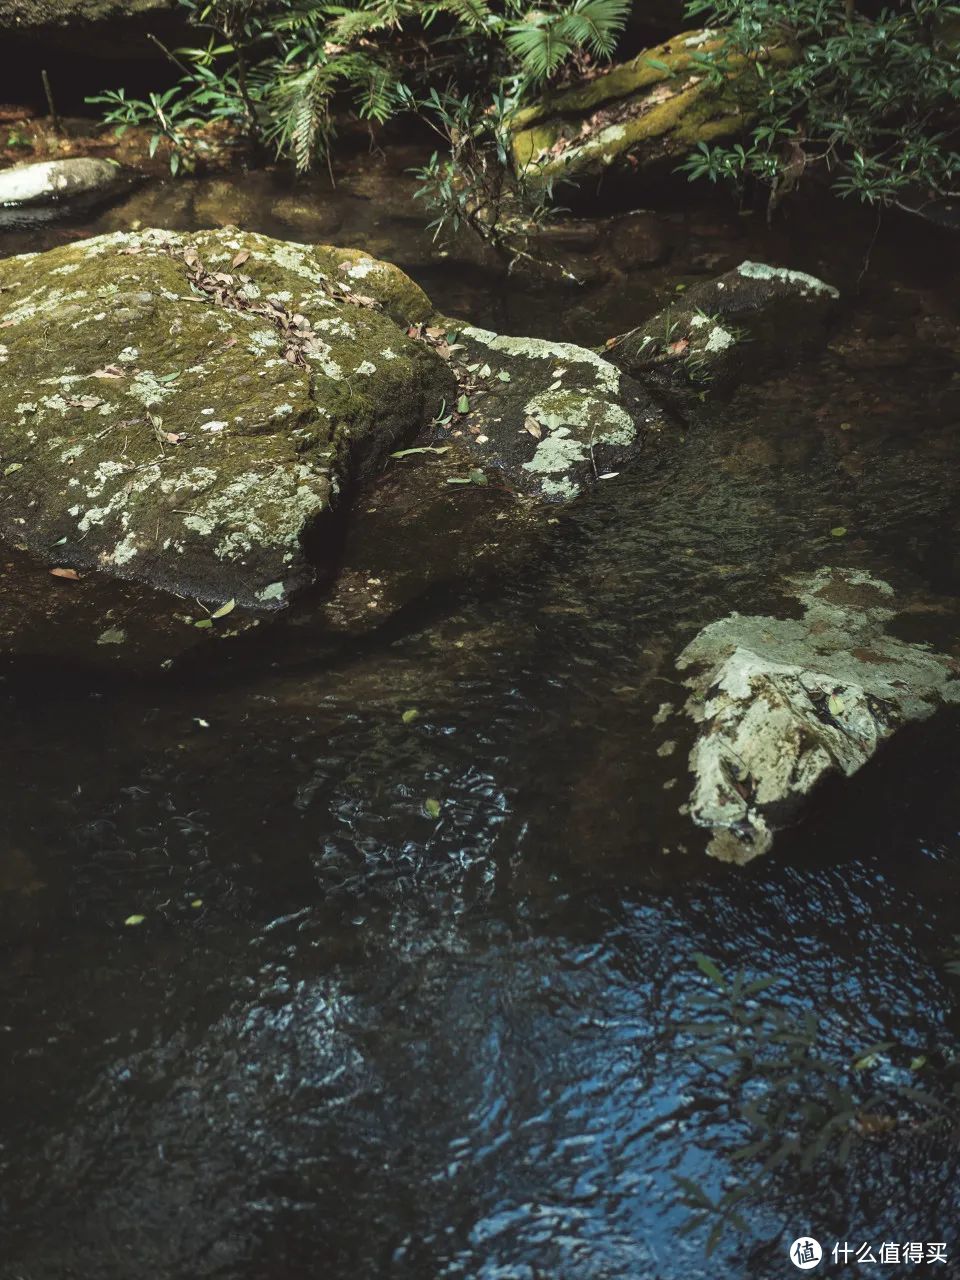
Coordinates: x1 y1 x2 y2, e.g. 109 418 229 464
390 446 451 459
830 526 847 537
124 914 146 927
827 693 845 716
424 797 441 819
49 567 80 580
210 599 236 619
190 898 203 909
457 394 470 414
911 1055 927 1072
194 618 214 629
401 708 419 724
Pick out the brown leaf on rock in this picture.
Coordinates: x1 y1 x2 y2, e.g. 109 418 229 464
49 567 80 580
231 249 251 268
92 364 126 379
668 338 690 355
523 416 543 440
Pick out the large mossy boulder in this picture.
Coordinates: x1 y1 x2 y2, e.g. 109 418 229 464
0 228 454 609
509 28 792 189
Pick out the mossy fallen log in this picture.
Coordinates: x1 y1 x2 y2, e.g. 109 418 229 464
509 27 794 188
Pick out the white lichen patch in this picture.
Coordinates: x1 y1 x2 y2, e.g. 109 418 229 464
737 260 839 299
354 360 377 376
522 428 588 500
524 388 635 446
704 325 735 353
461 326 622 398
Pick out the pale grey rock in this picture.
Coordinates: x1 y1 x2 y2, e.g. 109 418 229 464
676 568 960 863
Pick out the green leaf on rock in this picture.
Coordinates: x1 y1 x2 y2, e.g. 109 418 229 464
402 708 419 724
457 394 470 414
390 446 451 459
210 598 235 619
424 797 441 818
830 526 847 537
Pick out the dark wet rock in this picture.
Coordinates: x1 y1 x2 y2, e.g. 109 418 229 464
0 157 125 208
442 324 669 501
509 29 792 190
674 568 960 863
0 227 454 610
607 211 670 267
605 260 839 404
310 439 546 636
0 543 264 671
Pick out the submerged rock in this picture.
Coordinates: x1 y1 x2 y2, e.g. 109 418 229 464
605 260 839 403
509 29 792 189
0 228 454 609
0 158 125 208
676 568 960 863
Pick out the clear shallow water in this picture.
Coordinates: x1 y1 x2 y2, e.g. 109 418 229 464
2 157 960 1279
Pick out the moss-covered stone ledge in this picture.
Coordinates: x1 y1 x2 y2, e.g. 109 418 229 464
509 27 794 187
0 227 455 609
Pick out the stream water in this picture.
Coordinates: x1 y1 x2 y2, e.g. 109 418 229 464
2 151 960 1279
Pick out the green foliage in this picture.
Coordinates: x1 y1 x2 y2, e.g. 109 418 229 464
89 0 630 177
677 0 960 213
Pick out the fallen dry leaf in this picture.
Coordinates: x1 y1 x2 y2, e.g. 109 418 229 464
49 567 79 580
523 416 543 440
668 338 690 355
92 365 125 379
231 249 251 268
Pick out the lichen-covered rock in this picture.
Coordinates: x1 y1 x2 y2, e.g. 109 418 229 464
605 260 839 404
675 568 960 863
0 227 455 608
439 325 668 501
0 158 125 208
509 29 792 189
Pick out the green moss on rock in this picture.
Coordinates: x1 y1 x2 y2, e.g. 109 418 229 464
0 227 455 607
510 28 794 185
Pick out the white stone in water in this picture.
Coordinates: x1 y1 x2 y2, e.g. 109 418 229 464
0 158 121 207
676 568 960 863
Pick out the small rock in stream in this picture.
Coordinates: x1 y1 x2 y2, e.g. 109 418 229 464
676 568 960 863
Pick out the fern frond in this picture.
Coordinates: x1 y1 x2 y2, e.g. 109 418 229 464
505 18 574 84
437 0 492 30
564 0 631 58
